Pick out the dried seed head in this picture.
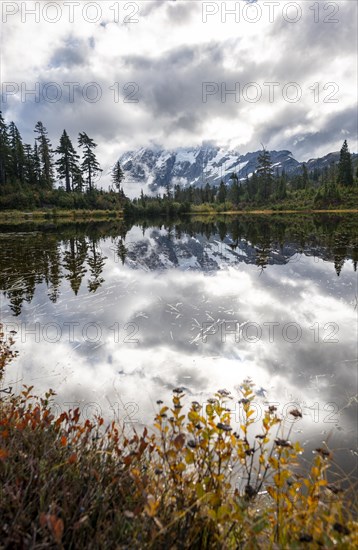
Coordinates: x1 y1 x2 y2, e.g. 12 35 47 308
207 398 218 405
239 398 250 405
216 423 232 432
217 389 230 397
314 448 332 458
299 534 313 543
289 408 303 418
275 438 293 448
244 485 256 498
333 523 350 535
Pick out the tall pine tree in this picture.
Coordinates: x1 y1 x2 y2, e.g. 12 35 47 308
337 140 353 186
78 132 102 191
23 144 37 186
55 130 80 192
217 179 227 203
8 121 26 184
228 173 240 205
34 121 55 189
111 160 124 195
256 148 273 201
0 111 11 187
32 142 42 187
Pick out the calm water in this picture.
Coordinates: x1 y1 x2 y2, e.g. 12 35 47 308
1 214 357 475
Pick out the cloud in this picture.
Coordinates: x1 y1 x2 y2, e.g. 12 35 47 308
1 0 356 180
49 37 92 69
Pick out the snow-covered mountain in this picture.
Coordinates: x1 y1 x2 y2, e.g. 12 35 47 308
119 144 299 192
118 144 358 194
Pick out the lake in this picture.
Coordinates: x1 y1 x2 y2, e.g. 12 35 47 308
0 213 357 477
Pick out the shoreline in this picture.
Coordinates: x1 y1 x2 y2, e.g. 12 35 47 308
0 207 357 225
0 209 124 224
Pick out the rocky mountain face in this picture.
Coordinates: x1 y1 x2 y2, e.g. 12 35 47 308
118 144 356 193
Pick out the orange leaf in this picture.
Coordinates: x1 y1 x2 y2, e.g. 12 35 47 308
0 448 9 461
52 518 64 544
68 453 77 464
60 436 67 447
39 512 47 528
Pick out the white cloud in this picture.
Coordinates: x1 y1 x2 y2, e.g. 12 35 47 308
1 0 357 187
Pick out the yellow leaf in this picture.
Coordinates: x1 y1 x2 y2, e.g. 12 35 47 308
166 450 177 461
145 495 159 517
188 411 199 423
185 450 194 464
267 486 277 500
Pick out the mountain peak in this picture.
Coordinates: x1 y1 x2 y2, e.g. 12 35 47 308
118 145 356 193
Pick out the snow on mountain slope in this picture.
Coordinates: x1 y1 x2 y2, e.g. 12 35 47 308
118 145 357 193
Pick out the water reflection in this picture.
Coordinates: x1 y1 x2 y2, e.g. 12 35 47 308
0 214 357 476
1 214 357 315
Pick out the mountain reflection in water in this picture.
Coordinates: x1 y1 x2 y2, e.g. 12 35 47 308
0 214 357 477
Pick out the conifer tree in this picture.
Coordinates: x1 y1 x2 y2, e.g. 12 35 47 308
32 142 42 186
228 173 240 205
248 172 258 200
0 111 11 186
203 182 212 203
256 148 273 201
71 164 84 193
34 121 55 189
8 121 26 184
276 175 287 199
78 132 102 191
111 160 124 194
55 130 80 192
302 163 309 189
217 179 227 203
23 144 37 185
337 140 353 186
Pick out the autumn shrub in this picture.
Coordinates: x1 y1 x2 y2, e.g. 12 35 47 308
0 325 357 549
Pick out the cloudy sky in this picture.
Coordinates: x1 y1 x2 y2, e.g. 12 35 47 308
1 0 357 181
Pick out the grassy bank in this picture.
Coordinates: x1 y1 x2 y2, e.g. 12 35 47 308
191 208 358 215
0 208 124 225
1 206 357 228
0 326 357 548
189 186 358 215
